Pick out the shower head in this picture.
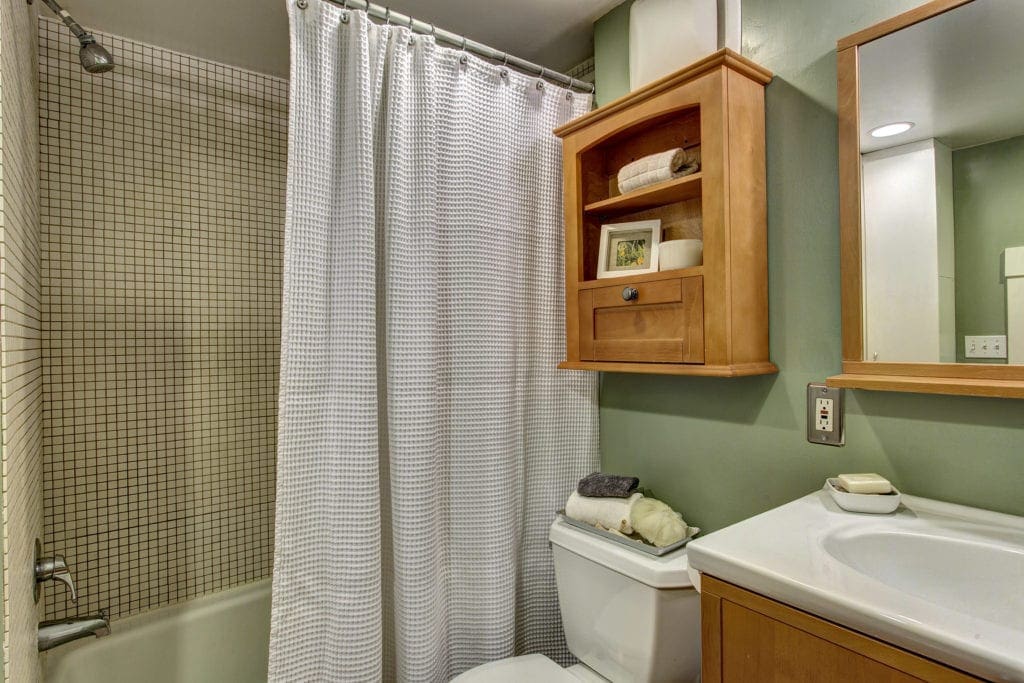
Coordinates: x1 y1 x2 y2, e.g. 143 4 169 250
38 0 115 74
78 37 115 73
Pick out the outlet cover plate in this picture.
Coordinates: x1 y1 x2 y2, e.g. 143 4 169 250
964 335 1007 359
807 383 844 446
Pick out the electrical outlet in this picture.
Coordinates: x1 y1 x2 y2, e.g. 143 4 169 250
965 335 1007 359
807 383 844 446
815 397 834 432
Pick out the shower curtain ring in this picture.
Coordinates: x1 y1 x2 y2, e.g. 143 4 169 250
429 23 436 37
460 36 467 52
384 7 391 24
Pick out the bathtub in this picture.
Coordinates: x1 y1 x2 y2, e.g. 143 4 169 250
43 579 271 683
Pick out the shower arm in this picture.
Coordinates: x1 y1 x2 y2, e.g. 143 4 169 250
33 0 99 45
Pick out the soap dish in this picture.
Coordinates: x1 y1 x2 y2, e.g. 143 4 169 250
825 478 901 514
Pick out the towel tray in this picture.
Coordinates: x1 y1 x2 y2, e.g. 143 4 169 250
556 511 699 557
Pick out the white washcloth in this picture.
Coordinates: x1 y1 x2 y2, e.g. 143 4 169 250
565 491 643 534
617 147 699 194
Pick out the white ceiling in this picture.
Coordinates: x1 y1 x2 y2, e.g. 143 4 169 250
859 0 1024 153
52 0 619 79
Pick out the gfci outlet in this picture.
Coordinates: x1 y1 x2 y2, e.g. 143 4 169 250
807 383 844 446
815 397 834 432
965 335 1007 359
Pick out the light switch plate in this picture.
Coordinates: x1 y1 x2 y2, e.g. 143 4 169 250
964 335 1007 359
807 383 844 446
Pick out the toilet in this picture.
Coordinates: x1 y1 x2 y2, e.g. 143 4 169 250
452 516 701 682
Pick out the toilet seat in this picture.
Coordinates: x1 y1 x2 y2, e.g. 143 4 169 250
450 654 581 682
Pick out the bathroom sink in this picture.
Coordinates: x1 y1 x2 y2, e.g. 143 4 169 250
687 490 1024 682
824 528 1024 631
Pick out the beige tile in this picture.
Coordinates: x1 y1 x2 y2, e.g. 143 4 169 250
37 18 284 625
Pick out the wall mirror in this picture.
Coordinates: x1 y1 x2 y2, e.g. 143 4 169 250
829 0 1024 398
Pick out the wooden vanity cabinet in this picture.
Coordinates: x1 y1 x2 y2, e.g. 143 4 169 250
700 575 983 682
554 50 777 376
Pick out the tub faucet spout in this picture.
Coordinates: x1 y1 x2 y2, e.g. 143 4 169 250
38 610 110 652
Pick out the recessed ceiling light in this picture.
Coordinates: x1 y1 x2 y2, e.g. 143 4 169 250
869 122 914 138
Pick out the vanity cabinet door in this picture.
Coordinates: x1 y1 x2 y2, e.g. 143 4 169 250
701 576 982 683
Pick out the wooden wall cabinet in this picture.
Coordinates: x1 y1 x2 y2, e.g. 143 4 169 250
555 50 777 376
701 576 982 682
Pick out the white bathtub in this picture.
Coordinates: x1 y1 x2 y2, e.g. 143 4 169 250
43 579 271 683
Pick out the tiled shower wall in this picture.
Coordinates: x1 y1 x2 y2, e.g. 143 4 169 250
39 19 286 621
0 0 43 680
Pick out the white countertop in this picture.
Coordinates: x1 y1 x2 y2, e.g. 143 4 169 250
687 489 1024 682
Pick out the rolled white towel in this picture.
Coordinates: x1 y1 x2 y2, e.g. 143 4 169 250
630 497 688 547
617 147 699 194
565 491 643 534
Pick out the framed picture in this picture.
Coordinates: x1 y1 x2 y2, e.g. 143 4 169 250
597 220 661 279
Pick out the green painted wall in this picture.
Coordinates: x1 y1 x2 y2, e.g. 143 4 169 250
952 135 1024 363
598 0 1024 534
593 1 633 107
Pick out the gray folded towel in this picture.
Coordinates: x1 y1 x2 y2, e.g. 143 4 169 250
577 472 640 498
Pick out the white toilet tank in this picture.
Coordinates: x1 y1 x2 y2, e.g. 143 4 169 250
549 518 701 682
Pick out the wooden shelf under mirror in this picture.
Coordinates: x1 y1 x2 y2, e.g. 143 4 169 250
556 49 777 377
828 0 1024 399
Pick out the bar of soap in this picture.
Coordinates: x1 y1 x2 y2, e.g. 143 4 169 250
837 473 892 494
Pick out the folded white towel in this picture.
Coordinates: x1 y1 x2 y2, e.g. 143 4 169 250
565 491 643 534
617 147 700 194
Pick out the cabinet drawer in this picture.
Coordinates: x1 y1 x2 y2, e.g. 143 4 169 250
579 277 704 363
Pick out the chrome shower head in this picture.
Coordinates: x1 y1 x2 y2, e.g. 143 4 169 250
78 37 114 74
39 0 115 74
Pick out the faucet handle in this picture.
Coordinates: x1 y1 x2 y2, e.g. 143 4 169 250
35 554 78 603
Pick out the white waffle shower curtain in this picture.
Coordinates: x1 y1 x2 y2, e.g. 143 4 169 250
270 2 599 680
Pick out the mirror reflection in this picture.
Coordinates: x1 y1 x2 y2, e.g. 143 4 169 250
858 0 1024 364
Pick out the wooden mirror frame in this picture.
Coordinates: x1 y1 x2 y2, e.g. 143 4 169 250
827 0 1024 399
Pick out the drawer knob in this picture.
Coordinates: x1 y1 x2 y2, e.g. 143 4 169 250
622 286 639 302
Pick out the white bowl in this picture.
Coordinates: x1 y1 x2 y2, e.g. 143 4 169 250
659 239 702 270
825 478 901 514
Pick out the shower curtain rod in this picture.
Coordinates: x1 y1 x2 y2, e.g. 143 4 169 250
314 0 597 93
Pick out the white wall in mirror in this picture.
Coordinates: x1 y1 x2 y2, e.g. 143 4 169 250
862 140 954 363
1007 247 1024 364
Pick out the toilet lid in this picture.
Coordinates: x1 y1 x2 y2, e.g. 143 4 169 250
450 654 579 683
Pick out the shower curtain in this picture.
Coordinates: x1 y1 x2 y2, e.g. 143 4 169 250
269 2 599 681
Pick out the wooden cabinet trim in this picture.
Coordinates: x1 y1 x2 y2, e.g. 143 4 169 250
701 589 724 683
554 49 771 138
836 0 973 51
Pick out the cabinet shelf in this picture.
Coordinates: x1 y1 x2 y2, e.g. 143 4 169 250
584 173 702 215
577 266 704 289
